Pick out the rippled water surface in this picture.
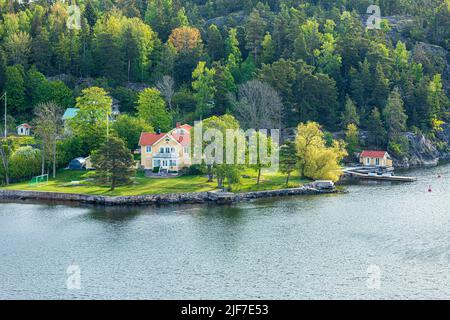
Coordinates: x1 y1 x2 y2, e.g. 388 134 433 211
1 165 449 299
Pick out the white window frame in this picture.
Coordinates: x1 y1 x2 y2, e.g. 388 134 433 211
146 146 152 153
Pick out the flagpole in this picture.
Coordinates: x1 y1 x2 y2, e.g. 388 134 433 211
1 92 6 139
4 92 6 139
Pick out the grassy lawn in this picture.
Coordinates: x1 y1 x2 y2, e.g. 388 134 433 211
1 168 309 196
233 168 308 193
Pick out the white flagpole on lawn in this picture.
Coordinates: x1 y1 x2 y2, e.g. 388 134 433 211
0 92 6 138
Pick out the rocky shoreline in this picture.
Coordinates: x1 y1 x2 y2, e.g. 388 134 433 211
392 124 450 169
0 186 339 206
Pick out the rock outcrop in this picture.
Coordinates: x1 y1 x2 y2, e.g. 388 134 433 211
393 132 441 168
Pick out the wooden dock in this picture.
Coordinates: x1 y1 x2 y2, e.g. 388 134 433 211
343 169 417 182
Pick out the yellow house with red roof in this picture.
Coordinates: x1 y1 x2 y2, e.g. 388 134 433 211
139 123 192 172
359 150 393 167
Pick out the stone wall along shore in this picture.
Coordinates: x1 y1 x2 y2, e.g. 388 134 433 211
0 186 338 206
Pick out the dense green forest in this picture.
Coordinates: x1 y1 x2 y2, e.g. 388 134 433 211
0 0 449 180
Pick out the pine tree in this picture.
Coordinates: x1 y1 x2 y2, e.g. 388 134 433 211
279 140 297 185
383 88 408 138
94 31 125 83
5 65 26 117
0 49 6 92
84 0 99 29
206 24 224 61
261 32 275 65
367 107 387 148
31 29 52 74
341 96 360 128
371 62 390 109
192 61 216 119
91 135 135 191
245 9 267 63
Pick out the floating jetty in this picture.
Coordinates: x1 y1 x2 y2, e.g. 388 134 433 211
343 167 417 182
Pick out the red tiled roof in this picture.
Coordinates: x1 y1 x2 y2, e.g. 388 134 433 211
179 124 192 131
360 150 388 158
172 133 191 146
139 132 167 146
18 123 32 129
139 124 192 146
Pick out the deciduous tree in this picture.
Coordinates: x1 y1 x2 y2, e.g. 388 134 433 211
69 87 112 153
137 88 172 131
232 79 283 130
295 121 346 182
112 114 154 150
33 102 64 178
156 75 175 111
168 26 202 53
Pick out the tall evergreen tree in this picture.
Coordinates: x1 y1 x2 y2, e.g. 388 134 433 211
367 107 387 148
206 24 224 61
279 140 297 185
91 135 135 191
383 88 408 139
5 65 26 117
245 8 267 63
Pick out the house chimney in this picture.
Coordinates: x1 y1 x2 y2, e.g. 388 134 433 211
156 128 161 134
176 122 181 128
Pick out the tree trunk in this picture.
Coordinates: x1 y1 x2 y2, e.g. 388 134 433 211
0 146 9 185
207 164 213 182
4 160 9 185
257 166 261 185
110 159 116 191
52 140 57 179
127 59 131 82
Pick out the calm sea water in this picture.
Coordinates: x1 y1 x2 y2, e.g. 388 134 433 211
1 164 449 299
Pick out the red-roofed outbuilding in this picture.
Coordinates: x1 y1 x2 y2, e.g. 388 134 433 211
17 123 32 136
359 150 393 167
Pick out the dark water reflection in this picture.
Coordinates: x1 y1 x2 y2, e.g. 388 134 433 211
1 164 449 299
